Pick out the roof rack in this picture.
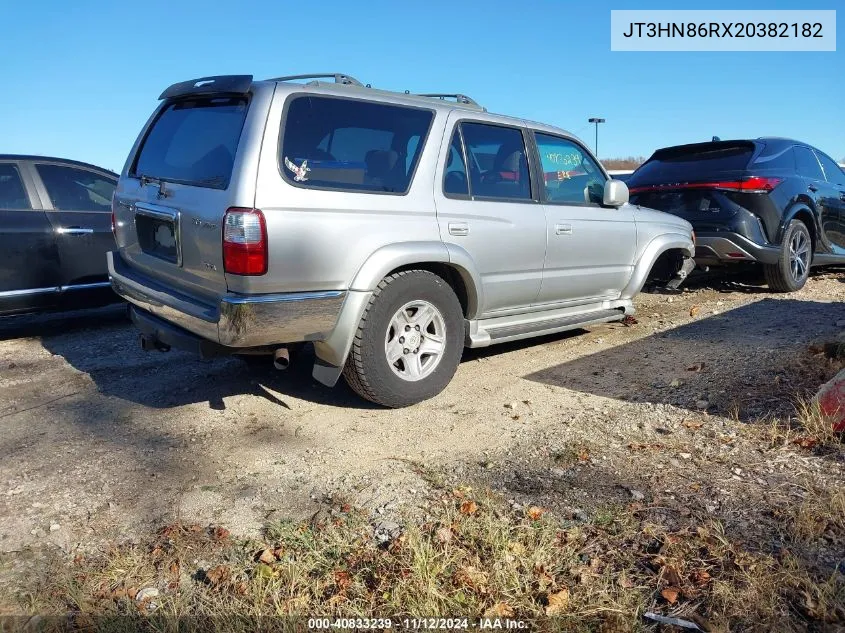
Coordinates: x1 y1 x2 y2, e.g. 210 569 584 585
417 93 483 108
265 73 364 87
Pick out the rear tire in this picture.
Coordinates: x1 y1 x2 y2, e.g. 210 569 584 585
343 270 464 408
763 219 811 292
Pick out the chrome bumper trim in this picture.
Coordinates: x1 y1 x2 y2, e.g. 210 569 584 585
108 252 346 348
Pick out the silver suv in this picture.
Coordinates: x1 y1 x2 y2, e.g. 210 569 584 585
109 73 695 407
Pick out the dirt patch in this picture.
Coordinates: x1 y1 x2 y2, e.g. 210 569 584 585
0 268 844 626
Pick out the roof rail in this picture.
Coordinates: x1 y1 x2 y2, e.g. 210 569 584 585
417 93 483 108
265 73 364 87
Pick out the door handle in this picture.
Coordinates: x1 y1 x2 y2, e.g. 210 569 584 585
56 227 94 235
555 223 573 235
808 184 818 193
448 222 469 237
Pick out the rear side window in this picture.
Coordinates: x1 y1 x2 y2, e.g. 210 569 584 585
461 122 531 201
281 96 433 194
0 164 31 209
443 129 469 196
795 146 824 181
631 142 754 185
37 164 115 212
815 151 845 186
133 97 249 189
750 145 795 171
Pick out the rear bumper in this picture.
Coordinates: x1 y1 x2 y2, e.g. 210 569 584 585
107 251 346 348
694 232 781 266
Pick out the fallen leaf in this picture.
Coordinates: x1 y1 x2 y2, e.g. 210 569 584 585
691 569 711 586
460 500 478 515
792 436 819 449
545 587 570 615
663 565 682 587
257 548 276 564
205 565 230 587
188 524 203 533
619 575 635 589
340 503 351 513
527 506 546 521
436 527 453 543
689 305 700 317
334 570 351 591
454 566 488 591
235 581 248 595
682 419 703 430
273 547 285 559
484 602 514 618
577 447 590 462
211 526 230 541
621 315 638 326
686 362 705 372
254 563 275 579
169 562 179 575
661 586 680 604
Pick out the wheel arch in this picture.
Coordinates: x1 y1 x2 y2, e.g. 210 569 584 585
781 204 817 254
621 233 695 299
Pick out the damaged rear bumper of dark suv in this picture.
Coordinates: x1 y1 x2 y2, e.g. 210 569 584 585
693 231 782 267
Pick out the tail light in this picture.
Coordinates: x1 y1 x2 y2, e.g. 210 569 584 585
630 176 783 194
223 208 267 275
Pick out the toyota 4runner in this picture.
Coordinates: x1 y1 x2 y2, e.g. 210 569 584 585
109 73 695 407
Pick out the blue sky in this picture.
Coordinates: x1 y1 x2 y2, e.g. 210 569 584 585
1 0 842 171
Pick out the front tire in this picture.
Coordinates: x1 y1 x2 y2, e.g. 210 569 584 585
763 219 811 292
343 270 464 408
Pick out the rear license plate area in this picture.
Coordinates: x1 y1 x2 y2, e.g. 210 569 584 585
136 211 180 265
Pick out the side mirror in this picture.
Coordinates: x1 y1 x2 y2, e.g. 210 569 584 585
603 179 629 207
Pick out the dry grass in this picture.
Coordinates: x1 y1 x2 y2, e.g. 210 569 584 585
4 483 843 632
764 397 844 454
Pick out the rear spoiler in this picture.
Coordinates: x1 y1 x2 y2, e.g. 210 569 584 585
158 75 253 100
651 140 756 161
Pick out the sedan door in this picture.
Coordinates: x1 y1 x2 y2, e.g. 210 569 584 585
531 132 637 305
433 116 547 315
0 161 60 314
32 162 117 288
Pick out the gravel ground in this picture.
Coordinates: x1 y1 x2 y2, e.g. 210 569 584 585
0 268 843 572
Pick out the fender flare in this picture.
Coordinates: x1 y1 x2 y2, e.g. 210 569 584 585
349 241 484 318
621 233 695 299
312 242 485 387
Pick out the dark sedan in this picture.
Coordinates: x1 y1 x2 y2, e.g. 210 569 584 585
627 138 845 292
0 155 119 315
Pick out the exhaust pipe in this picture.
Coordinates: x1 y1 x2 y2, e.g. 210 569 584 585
273 347 290 370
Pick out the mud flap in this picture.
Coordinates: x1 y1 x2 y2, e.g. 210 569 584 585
665 257 696 290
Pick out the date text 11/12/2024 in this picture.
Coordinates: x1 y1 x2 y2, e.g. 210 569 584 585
307 618 529 629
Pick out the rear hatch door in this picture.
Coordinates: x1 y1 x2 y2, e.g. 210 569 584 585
628 141 756 228
113 80 260 301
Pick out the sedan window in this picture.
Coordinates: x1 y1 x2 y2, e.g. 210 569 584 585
36 164 116 212
0 164 31 210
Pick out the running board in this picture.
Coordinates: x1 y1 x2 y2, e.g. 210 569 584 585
465 305 627 348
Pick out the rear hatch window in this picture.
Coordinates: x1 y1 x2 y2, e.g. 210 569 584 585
132 97 249 189
630 141 755 188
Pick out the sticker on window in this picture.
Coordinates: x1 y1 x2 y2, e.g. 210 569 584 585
284 157 311 182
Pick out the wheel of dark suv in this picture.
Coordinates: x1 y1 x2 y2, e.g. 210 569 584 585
342 270 464 408
763 219 812 292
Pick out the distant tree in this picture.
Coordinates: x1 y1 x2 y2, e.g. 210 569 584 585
601 156 647 170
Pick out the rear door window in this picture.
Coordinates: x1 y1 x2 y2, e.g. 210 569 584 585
815 151 845 186
795 146 825 181
36 164 115 212
461 122 531 201
281 96 433 194
133 97 249 189
0 164 31 209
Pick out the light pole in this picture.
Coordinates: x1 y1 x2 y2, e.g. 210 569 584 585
588 117 605 157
